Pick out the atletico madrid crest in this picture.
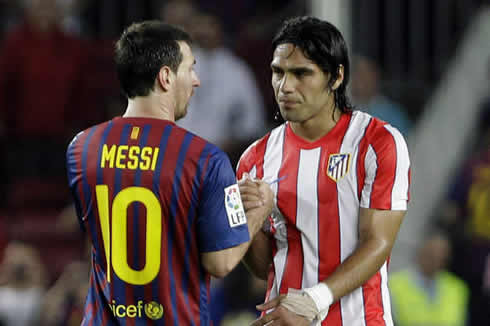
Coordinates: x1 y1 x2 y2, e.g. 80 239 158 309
327 153 351 182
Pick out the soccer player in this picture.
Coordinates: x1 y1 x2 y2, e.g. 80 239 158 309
237 16 411 326
66 21 274 325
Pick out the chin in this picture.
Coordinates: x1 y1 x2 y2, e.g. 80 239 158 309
175 107 189 121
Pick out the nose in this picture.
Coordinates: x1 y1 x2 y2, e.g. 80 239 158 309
193 72 201 87
278 73 294 93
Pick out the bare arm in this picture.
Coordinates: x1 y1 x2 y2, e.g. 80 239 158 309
324 208 405 301
243 229 272 280
201 178 273 278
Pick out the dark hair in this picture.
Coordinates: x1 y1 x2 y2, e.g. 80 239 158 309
272 16 352 113
115 20 192 99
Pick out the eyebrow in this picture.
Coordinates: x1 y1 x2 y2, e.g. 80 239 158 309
271 64 314 74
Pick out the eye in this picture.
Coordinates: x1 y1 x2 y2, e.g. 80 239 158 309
271 67 283 76
293 69 310 78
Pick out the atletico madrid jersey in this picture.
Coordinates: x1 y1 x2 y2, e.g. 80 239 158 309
237 111 411 326
66 117 250 326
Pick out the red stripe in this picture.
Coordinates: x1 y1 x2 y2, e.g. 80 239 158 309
362 271 386 325
369 126 397 209
174 135 206 326
102 122 123 304
188 139 208 326
318 114 352 326
279 225 303 293
237 134 270 179
158 127 185 324
143 123 166 319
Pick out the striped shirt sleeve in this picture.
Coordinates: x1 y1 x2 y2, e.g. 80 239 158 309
360 124 410 210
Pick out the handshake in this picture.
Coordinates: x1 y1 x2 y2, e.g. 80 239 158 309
237 173 275 220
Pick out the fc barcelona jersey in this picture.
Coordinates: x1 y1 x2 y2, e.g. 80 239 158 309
66 117 250 326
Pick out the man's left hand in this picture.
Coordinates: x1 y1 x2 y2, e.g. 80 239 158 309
250 295 311 326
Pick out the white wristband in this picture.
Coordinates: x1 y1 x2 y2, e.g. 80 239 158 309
304 283 333 319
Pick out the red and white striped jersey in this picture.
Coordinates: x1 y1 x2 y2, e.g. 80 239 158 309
237 111 411 326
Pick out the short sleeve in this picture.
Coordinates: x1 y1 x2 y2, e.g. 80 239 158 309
197 149 250 252
236 140 259 180
360 125 410 210
65 131 87 232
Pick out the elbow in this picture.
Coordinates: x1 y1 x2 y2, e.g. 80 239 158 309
204 262 235 279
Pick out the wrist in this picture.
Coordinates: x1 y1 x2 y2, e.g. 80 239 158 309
304 283 333 318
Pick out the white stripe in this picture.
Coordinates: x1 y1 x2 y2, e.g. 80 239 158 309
380 262 394 326
384 125 410 210
249 165 257 179
263 124 286 300
340 288 367 325
263 125 285 197
338 111 371 325
361 145 378 208
297 148 321 289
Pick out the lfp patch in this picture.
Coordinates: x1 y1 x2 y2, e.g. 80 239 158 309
224 184 247 227
327 153 351 182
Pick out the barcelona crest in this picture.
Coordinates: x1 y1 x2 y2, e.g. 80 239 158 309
327 153 351 182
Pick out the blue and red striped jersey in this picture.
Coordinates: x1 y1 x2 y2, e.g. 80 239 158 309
66 117 250 326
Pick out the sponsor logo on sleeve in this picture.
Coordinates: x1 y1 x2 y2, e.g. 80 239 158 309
224 184 247 227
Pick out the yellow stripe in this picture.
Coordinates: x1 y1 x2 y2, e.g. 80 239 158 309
130 127 140 140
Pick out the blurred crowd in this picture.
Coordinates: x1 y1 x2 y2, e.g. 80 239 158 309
0 0 488 325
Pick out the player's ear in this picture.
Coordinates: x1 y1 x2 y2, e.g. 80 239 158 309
157 66 174 92
331 65 344 91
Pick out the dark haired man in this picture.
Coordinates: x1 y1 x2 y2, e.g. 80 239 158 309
66 21 273 325
238 16 411 326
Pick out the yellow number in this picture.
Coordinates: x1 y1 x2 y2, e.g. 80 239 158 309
96 185 162 285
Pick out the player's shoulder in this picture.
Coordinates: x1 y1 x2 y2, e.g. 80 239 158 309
353 110 405 144
174 124 229 160
238 126 279 163
67 120 111 149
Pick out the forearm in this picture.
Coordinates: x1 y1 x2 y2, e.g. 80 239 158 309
243 230 272 280
201 199 272 278
324 237 392 301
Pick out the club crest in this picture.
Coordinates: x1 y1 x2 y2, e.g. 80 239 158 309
327 153 351 182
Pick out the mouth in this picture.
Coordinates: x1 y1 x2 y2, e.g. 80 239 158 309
278 100 299 107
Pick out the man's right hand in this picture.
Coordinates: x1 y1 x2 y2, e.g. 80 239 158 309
239 174 274 227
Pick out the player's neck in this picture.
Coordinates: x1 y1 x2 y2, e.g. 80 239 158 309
290 106 342 142
123 94 175 122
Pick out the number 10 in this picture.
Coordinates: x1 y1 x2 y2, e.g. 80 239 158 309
95 185 162 285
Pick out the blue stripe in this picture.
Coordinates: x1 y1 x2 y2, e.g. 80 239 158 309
67 133 86 232
81 127 101 262
133 125 151 302
199 144 216 325
199 266 208 325
113 124 131 326
93 122 114 321
182 143 210 326
151 125 173 310
96 121 114 185
167 132 194 326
